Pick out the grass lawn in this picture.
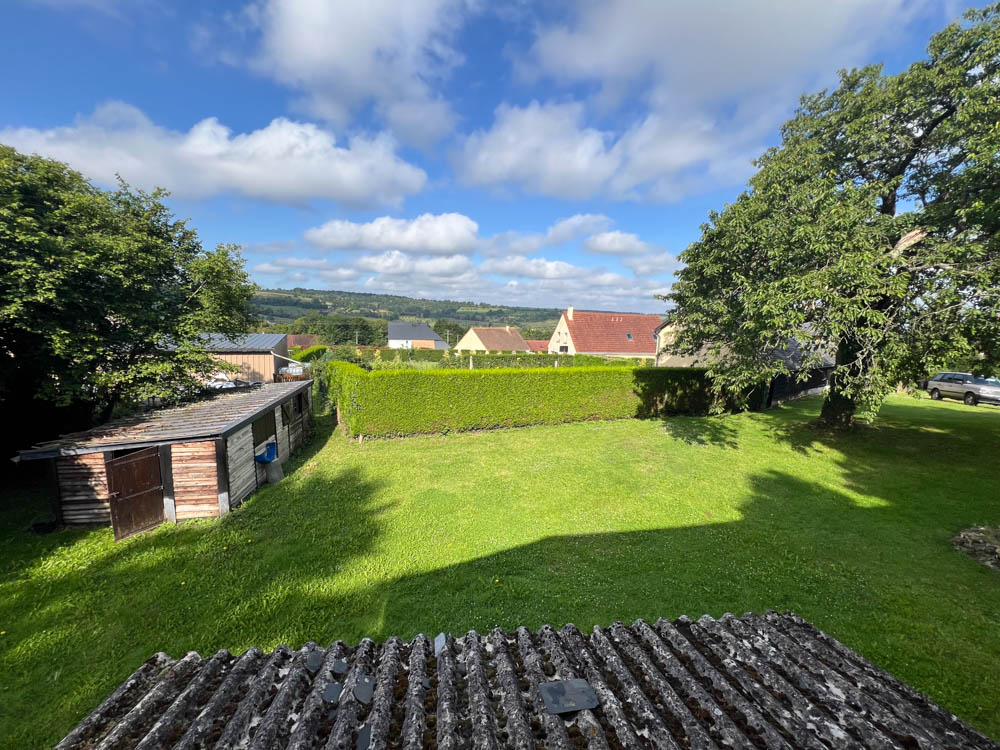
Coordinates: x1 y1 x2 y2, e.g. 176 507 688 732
1 395 999 746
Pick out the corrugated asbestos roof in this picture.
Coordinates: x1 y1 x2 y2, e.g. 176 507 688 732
388 322 444 342
18 381 312 460
55 611 997 750
200 333 288 352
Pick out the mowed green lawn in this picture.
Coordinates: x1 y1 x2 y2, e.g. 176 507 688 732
1 395 999 746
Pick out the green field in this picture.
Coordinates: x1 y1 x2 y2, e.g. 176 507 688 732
1 395 998 745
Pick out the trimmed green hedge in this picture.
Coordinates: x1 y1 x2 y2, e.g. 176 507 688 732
296 344 329 362
437 353 639 369
324 363 712 438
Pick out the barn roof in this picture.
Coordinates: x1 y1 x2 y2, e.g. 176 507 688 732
55 611 997 750
16 381 312 461
564 310 662 355
199 332 287 352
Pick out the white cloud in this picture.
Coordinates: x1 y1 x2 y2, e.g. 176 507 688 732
480 213 612 256
456 102 620 199
229 0 474 145
480 255 589 280
525 0 931 108
543 214 613 245
623 252 682 277
304 213 479 255
583 230 651 255
455 101 763 201
354 250 473 277
0 102 426 206
456 1 935 201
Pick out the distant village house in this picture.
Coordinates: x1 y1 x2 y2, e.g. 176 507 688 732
387 322 449 350
454 326 530 353
547 307 661 358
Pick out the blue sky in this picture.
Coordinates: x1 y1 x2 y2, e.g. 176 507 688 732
0 0 980 313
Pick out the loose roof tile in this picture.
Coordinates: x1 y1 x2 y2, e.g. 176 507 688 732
17 381 312 460
55 611 998 749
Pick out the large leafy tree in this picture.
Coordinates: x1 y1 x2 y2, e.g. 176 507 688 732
664 4 1000 426
0 146 257 431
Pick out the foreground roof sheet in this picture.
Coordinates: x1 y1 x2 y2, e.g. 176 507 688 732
18 382 312 459
56 611 996 749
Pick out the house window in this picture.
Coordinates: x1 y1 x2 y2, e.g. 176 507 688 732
252 411 276 445
626 333 633 340
559 345 568 353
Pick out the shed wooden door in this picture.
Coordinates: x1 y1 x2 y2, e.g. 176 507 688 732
106 447 164 540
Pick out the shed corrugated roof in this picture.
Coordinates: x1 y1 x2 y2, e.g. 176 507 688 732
200 333 287 352
56 611 997 750
565 310 662 355
17 381 312 460
387 322 444 342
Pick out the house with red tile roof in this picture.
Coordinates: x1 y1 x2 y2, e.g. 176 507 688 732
524 339 549 353
547 307 662 358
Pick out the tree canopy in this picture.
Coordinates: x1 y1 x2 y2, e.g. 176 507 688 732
664 4 1000 426
0 145 257 432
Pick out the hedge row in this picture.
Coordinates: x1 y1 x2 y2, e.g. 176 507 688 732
324 362 713 438
436 353 640 369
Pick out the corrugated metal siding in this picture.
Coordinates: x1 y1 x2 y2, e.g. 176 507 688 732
55 611 999 750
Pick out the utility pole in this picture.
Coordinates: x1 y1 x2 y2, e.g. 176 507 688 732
355 330 359 345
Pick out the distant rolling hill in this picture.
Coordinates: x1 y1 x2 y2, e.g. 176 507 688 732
251 288 563 331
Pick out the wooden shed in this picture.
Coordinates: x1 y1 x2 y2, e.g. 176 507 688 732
16 381 313 540
202 332 290 383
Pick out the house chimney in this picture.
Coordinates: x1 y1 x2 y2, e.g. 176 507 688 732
567 306 574 321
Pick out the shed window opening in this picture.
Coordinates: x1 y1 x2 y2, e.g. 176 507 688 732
252 411 276 446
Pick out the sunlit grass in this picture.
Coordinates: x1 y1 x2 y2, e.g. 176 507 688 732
1 394 998 746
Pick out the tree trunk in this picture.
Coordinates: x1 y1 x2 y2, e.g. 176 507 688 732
818 338 858 429
819 387 856 428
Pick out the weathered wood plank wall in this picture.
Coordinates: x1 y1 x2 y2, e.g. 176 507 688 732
226 426 256 507
56 453 110 524
171 441 219 520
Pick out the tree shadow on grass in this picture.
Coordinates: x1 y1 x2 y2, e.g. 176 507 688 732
7 400 1000 745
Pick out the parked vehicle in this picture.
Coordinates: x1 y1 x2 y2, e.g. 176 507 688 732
925 372 1000 406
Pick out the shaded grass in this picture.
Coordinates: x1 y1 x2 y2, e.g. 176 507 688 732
1 395 998 745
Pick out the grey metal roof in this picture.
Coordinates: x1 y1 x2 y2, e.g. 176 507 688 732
55 610 997 750
387 322 443 342
17 381 312 460
200 333 288 352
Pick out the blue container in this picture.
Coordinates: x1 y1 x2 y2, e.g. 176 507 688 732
254 442 277 463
